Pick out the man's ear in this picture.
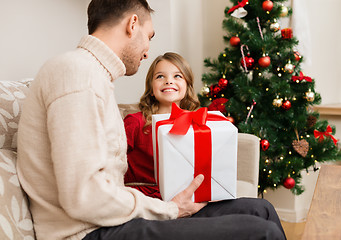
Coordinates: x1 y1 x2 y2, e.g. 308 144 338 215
126 14 139 38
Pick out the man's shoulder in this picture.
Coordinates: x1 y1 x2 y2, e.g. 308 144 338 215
43 48 91 70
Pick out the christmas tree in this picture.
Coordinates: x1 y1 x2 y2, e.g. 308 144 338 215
198 0 341 196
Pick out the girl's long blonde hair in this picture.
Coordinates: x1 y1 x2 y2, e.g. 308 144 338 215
139 52 200 130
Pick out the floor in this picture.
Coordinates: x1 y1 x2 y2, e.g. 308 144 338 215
281 221 306 240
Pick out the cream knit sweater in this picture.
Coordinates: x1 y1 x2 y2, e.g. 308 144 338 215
17 35 178 240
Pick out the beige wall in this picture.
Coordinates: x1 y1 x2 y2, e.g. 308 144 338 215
0 0 88 81
1 0 340 105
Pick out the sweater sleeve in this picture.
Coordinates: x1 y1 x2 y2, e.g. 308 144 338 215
46 89 178 226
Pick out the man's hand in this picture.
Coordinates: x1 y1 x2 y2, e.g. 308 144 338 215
171 174 208 218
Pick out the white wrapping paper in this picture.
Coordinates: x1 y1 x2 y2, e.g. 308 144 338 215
152 111 238 202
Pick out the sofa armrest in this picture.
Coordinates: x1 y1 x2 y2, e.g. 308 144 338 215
236 133 260 198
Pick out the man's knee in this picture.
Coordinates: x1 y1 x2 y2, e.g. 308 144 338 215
262 221 286 240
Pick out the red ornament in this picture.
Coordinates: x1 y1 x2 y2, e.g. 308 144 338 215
241 54 255 70
281 28 293 39
281 100 291 110
262 0 273 11
230 36 241 47
260 139 270 151
208 98 228 114
210 84 221 96
283 177 295 189
218 78 229 88
258 56 271 68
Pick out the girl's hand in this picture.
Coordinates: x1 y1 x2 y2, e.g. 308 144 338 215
171 174 208 218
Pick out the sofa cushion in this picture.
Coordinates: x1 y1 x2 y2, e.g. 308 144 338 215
0 149 35 240
0 81 30 150
118 103 139 119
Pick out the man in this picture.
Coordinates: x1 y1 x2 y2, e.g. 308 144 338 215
17 0 286 239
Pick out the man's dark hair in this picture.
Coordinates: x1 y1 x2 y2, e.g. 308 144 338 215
87 0 154 34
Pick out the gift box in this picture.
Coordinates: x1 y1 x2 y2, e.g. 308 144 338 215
152 104 238 202
281 28 293 39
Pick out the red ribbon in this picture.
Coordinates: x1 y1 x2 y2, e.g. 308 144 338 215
314 125 338 145
155 103 228 202
291 72 312 83
227 0 249 14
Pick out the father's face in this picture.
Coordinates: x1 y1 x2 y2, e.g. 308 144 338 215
122 16 155 76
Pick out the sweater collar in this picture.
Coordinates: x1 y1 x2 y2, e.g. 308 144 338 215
77 35 126 81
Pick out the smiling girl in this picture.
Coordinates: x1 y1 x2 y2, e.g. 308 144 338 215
124 52 200 199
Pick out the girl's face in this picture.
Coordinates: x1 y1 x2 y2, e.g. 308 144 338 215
152 60 187 111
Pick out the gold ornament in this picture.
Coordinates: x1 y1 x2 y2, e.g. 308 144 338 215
305 89 315 102
272 97 283 107
284 60 295 74
280 5 288 17
201 85 210 95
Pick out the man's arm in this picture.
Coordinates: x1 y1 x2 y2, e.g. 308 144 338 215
47 89 179 226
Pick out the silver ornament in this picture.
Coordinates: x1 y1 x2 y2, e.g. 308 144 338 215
284 62 295 74
270 22 280 32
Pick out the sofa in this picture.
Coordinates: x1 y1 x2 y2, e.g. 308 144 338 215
0 80 260 240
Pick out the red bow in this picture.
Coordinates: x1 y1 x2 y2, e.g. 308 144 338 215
314 125 338 145
291 72 312 83
169 103 208 135
227 0 249 14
